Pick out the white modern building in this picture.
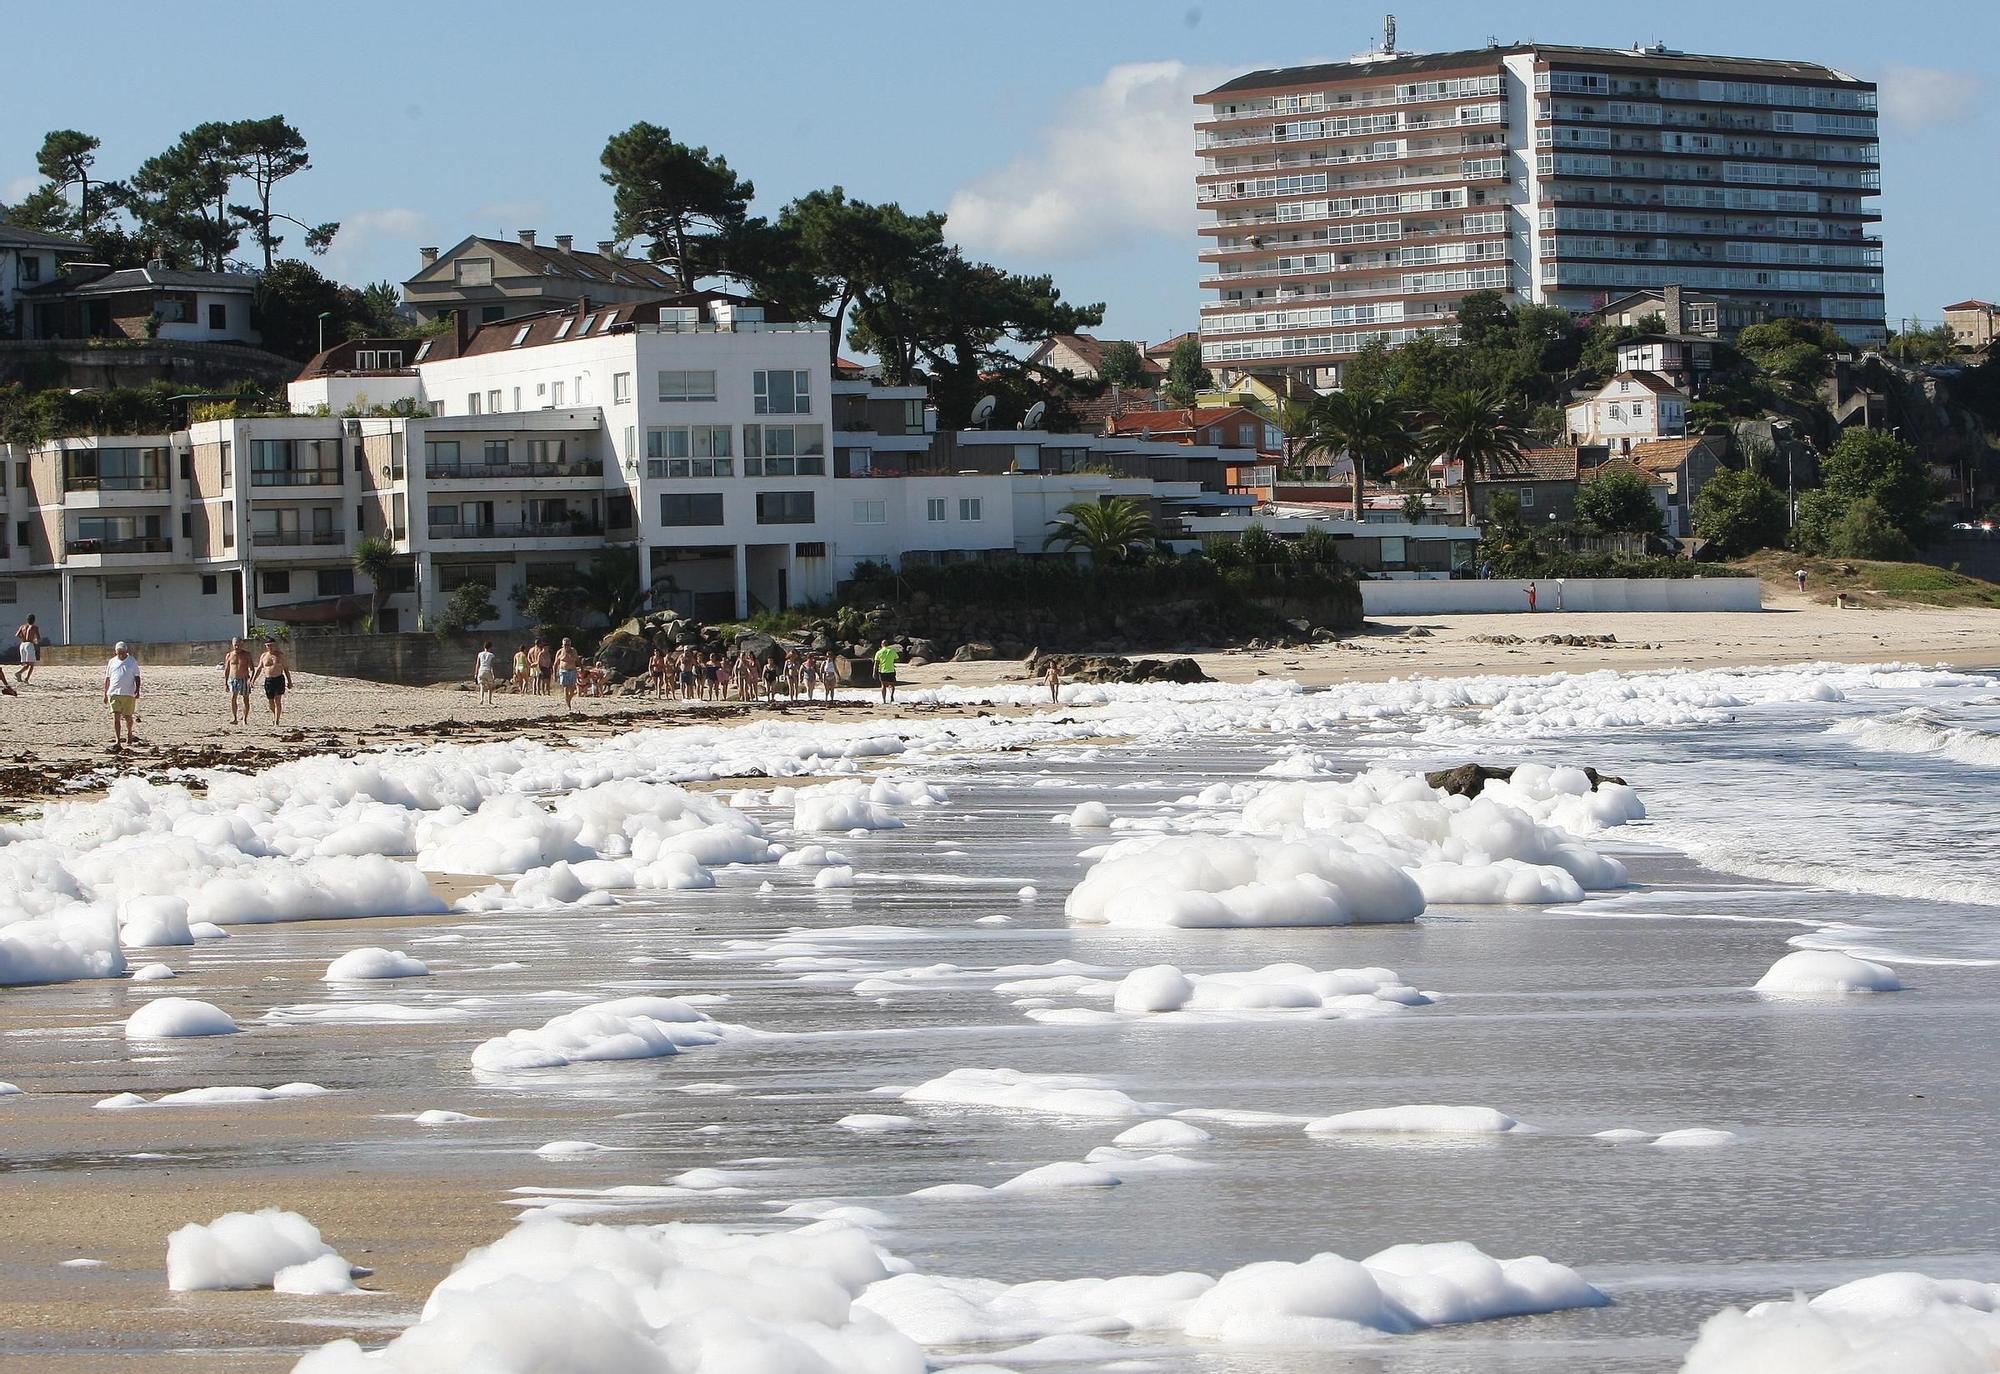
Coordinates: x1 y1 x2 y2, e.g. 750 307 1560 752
1564 370 1688 445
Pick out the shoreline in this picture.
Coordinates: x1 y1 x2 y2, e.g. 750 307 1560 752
3 594 1996 808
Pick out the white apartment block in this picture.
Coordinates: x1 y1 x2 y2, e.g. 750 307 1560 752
1 292 1251 645
1196 42 1883 385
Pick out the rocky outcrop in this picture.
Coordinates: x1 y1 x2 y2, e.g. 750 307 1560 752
1027 652 1213 685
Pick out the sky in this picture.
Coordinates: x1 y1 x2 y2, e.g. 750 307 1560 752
5 0 1989 345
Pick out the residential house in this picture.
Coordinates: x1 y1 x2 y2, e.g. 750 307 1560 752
1024 333 1164 386
402 233 682 324
1104 405 1284 500
1613 335 1715 391
1144 332 1196 370
0 222 88 338
1581 456 1672 528
20 263 262 345
1591 286 1743 339
1456 447 1585 522
1943 300 1999 350
1566 372 1688 449
1629 434 1730 538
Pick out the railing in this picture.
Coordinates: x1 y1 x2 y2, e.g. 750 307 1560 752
427 519 604 540
252 529 346 547
66 537 172 555
425 460 600 480
631 321 828 336
250 468 343 487
63 475 170 493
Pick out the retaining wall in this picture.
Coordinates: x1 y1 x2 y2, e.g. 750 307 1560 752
1359 577 1763 615
39 632 498 684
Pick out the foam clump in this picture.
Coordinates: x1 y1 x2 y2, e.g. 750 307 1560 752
131 962 176 981
1681 1271 2000 1373
290 1219 921 1374
1754 951 1903 995
1066 802 1112 829
838 1114 923 1134
1065 835 1425 929
1105 963 1431 1018
166 1208 349 1292
1113 1119 1212 1149
903 1067 1153 1119
1653 1128 1740 1149
470 996 729 1072
324 947 430 981
857 1241 1606 1348
125 997 239 1039
118 896 194 948
414 1109 483 1126
273 1253 364 1296
1304 1106 1525 1136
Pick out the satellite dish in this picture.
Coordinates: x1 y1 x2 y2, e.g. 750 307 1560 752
1021 401 1047 430
970 395 998 429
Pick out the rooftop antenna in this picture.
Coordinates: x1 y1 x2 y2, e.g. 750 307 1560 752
1383 13 1396 53
1020 400 1047 431
970 395 998 429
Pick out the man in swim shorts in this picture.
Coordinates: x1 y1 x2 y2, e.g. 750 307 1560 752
223 637 254 725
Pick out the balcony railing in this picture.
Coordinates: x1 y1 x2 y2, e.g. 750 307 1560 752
252 529 346 547
428 519 605 540
66 537 172 555
63 475 170 493
250 468 344 487
426 460 601 480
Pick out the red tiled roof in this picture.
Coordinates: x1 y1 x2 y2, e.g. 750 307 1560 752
1144 331 1196 360
1586 457 1668 487
1628 437 1703 472
1604 369 1688 397
1944 300 1998 312
1475 446 1583 482
1032 333 1166 377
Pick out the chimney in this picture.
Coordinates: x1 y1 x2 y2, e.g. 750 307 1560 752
518 229 537 247
555 234 573 253
575 296 591 318
419 246 439 267
1663 284 1684 336
453 307 475 353
597 240 616 257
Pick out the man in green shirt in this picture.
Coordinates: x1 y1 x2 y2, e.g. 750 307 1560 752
873 640 901 703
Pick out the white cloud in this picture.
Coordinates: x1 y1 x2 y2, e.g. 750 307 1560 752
324 207 430 279
1877 64 1983 131
5 173 43 203
947 60 1230 260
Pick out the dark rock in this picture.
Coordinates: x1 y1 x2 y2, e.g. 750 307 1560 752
1424 763 1628 798
951 642 999 663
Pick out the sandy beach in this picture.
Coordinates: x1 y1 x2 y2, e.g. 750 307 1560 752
4 591 1994 804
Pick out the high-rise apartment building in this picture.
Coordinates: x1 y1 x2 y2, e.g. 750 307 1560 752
1195 42 1884 385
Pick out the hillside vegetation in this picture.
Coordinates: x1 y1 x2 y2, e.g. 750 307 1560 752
1731 550 2000 610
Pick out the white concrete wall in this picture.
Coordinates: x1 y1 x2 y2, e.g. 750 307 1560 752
0 574 62 643
65 570 239 644
1360 577 1762 615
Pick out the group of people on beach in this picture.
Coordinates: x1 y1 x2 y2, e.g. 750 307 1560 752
465 637 926 713
475 638 588 709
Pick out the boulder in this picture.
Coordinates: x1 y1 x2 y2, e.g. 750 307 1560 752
951 642 1000 663
1424 763 1628 798
593 631 652 678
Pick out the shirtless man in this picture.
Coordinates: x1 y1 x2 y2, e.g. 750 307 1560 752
14 613 44 685
223 637 254 725
554 637 582 713
254 638 293 727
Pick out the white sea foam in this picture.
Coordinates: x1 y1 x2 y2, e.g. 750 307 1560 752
1755 950 1903 995
902 1068 1156 1119
125 997 238 1039
167 1208 348 1292
470 996 731 1073
323 947 430 981
1681 1271 2000 1372
1830 708 2000 770
1304 1106 1526 1136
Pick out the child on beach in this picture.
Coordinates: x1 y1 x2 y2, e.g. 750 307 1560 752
475 641 498 704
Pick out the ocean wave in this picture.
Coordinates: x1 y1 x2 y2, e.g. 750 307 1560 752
1828 709 2000 769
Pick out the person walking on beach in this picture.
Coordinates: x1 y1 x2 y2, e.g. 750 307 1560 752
13 613 44 685
1795 567 1808 593
223 637 254 725
874 639 900 704
819 652 837 703
103 641 141 749
1044 656 1062 704
537 641 555 697
1525 581 1538 613
475 640 499 705
554 638 581 713
254 638 292 727
510 645 530 694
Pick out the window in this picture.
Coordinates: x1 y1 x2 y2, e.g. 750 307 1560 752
437 563 497 592
554 319 573 340
901 399 925 431
598 314 616 334
157 299 189 323
181 512 192 539
926 498 947 522
755 491 815 524
661 492 725 526
612 372 632 404
743 424 824 476
842 447 872 476
526 439 567 465
753 369 811 415
480 305 505 322
624 425 636 459
657 370 717 402
512 387 522 410
425 440 461 467
353 348 405 369
105 576 143 599
1519 487 1537 507
260 569 292 596
415 340 435 362
487 389 503 413
959 497 983 521
511 326 531 347
19 256 39 282
552 381 565 406
14 462 26 489
219 442 232 483
208 302 228 330
482 440 509 465
646 426 733 477
467 393 482 415
200 574 218 596
318 569 355 596
853 500 887 524
1238 424 1256 445
0 579 18 603
578 314 598 335
428 503 458 527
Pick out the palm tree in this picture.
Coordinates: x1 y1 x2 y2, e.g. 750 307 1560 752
574 547 648 626
1297 390 1415 523
1422 387 1529 527
1043 497 1154 564
351 535 397 633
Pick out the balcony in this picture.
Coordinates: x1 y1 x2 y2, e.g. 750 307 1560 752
250 468 343 487
425 459 601 480
428 519 605 540
66 537 172 555
252 529 347 548
63 474 171 494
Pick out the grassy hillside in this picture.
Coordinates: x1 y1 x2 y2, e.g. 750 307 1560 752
1731 551 2000 610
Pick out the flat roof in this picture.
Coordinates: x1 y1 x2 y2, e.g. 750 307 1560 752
1202 43 1867 98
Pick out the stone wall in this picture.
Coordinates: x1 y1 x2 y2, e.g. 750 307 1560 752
40 632 496 684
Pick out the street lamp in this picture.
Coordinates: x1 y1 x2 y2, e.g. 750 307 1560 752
317 310 332 354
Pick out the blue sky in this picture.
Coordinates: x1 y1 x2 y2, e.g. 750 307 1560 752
6 0 1988 344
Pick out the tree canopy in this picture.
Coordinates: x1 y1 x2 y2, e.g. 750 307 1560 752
1690 467 1790 554
1574 467 1665 536
600 122 754 290
1163 336 1211 407
1793 428 1935 554
1097 340 1146 388
1042 497 1154 564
